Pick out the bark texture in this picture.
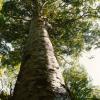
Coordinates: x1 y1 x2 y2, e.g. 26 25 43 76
12 0 71 100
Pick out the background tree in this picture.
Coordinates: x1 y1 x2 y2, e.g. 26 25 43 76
63 64 93 100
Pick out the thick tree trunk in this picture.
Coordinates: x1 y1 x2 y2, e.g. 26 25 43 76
12 0 71 100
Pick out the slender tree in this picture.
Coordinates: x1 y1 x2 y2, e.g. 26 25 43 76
12 0 71 100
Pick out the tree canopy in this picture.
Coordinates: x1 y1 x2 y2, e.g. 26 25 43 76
0 0 100 68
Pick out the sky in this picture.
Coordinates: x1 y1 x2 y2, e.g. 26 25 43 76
80 48 100 86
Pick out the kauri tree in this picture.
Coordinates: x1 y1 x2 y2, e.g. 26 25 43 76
0 0 100 100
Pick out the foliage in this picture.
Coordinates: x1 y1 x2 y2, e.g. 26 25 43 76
92 87 100 100
0 0 3 10
0 91 8 100
63 65 93 100
0 0 100 67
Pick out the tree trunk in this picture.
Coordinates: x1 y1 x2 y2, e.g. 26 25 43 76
12 0 71 100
